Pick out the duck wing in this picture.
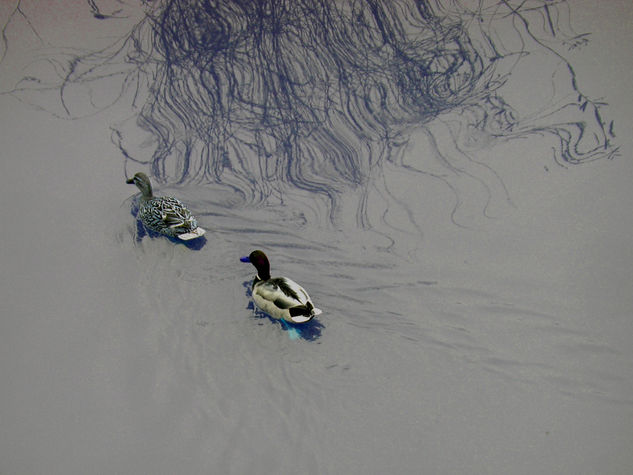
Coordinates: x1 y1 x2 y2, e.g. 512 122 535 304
254 278 319 323
159 197 196 228
141 197 197 232
257 278 305 306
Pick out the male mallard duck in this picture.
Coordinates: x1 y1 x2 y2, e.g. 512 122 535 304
241 250 322 324
126 172 205 240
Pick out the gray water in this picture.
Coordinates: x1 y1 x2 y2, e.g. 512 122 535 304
1 1 633 474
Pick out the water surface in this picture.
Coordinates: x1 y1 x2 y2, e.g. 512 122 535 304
1 1 632 474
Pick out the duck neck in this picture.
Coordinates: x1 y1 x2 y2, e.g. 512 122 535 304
253 274 268 289
141 186 153 200
256 270 270 282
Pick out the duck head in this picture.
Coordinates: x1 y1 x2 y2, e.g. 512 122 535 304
126 172 153 198
240 250 271 281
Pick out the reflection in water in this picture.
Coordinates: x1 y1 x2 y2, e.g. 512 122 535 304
1 5 631 473
2 0 618 227
0 0 626 392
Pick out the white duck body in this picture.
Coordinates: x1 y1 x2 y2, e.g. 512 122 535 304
126 172 205 240
252 276 321 323
242 250 322 324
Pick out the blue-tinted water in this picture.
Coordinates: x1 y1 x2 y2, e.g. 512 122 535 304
1 1 632 474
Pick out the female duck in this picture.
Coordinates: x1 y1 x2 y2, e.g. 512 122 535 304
241 250 322 324
126 172 205 240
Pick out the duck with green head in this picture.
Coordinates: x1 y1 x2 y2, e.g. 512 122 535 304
126 172 205 240
241 250 322 324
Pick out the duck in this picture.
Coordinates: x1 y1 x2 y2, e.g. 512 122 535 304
126 172 205 240
241 250 322 324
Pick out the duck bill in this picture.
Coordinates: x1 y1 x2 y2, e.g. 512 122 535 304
240 256 251 263
125 178 135 184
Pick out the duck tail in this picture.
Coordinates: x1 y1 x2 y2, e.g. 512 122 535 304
289 303 322 323
289 302 322 318
306 301 322 316
289 305 313 318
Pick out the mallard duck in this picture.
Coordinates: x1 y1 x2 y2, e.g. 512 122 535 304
241 250 322 324
126 172 205 240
